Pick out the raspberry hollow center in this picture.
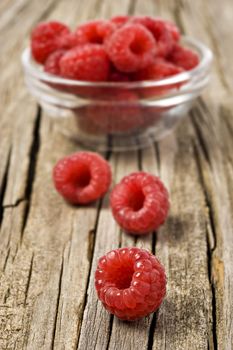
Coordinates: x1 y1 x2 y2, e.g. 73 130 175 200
130 40 147 55
90 33 103 44
73 164 91 188
107 264 134 290
127 187 145 211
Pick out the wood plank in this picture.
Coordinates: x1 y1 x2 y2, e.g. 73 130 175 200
165 1 233 348
0 0 232 349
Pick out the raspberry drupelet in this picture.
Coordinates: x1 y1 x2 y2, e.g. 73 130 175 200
53 151 111 204
95 247 166 321
110 172 169 235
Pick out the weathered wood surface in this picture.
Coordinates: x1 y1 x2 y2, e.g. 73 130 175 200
0 0 232 349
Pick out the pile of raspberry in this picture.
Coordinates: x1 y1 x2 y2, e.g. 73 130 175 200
31 15 199 82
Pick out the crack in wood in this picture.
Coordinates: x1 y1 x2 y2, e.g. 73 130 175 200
193 142 218 350
138 148 143 171
128 0 137 15
20 107 41 242
106 315 114 350
3 287 10 304
154 142 160 176
3 198 26 209
0 146 12 229
191 110 211 166
51 255 64 350
2 247 11 272
147 313 157 350
24 253 34 306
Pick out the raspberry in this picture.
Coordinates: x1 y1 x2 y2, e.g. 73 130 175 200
75 20 115 45
133 58 184 80
105 24 156 73
164 20 180 41
95 247 166 321
53 151 111 204
110 172 169 235
168 44 199 70
31 21 70 64
57 32 81 50
133 59 184 98
44 49 66 75
60 44 110 81
110 15 130 28
130 16 174 57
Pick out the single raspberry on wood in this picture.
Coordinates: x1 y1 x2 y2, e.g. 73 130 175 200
75 20 115 45
31 21 70 64
59 44 110 81
95 247 166 321
105 23 156 73
110 172 169 235
53 151 111 204
168 44 199 70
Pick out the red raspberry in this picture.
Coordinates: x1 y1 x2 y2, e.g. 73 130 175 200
164 20 180 41
168 44 199 70
133 58 184 80
53 151 111 204
110 15 130 28
110 172 169 235
57 32 81 50
95 247 166 321
105 24 156 73
59 44 110 81
44 49 66 75
133 59 184 98
130 16 174 57
75 20 115 45
31 21 70 64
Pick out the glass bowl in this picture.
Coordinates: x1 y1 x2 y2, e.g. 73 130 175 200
21 37 213 151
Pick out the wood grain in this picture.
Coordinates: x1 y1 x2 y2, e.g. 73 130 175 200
0 0 232 349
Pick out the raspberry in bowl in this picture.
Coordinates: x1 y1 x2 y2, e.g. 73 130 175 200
22 17 213 151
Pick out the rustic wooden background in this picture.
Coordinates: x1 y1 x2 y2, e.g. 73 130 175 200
0 0 233 349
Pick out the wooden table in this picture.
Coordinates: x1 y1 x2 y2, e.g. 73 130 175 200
0 1 233 349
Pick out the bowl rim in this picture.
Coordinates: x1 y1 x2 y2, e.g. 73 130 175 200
22 36 213 88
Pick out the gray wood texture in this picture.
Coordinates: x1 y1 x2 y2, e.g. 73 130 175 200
0 0 232 349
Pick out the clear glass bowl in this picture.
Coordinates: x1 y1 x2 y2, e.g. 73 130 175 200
21 37 213 151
